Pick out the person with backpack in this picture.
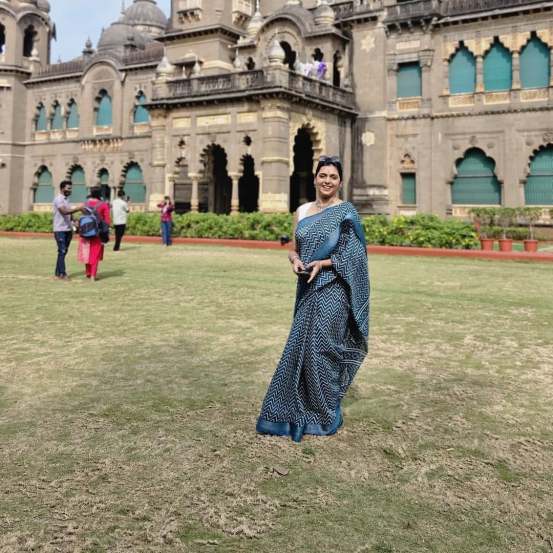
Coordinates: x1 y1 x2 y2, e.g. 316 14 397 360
77 187 111 281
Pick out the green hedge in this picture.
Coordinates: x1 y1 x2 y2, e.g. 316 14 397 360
363 214 479 250
0 211 480 249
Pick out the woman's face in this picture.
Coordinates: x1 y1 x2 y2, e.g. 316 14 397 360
315 164 341 200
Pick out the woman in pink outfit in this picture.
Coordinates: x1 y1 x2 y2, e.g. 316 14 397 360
77 187 111 281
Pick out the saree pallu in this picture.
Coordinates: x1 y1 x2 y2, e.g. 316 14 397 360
256 202 369 442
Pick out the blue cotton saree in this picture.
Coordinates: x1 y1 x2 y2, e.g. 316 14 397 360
256 202 369 442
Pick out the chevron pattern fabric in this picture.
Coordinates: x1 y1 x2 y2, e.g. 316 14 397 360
256 203 370 442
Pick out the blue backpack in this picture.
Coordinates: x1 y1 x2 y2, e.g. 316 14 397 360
79 203 109 241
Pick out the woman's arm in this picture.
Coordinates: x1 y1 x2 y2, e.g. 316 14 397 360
288 210 305 273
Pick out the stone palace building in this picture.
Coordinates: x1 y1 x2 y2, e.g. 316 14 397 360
1 0 553 217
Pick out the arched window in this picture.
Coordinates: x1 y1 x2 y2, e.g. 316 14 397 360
133 92 149 124
33 167 54 203
449 44 476 94
484 39 512 92
280 41 296 71
124 163 146 203
23 25 37 58
397 62 422 98
98 168 110 201
67 99 80 129
0 23 6 55
333 51 342 87
95 90 112 127
70 166 87 202
51 102 64 130
452 148 501 205
35 103 47 131
525 146 553 205
520 35 551 89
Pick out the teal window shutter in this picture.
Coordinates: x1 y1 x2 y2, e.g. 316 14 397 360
34 167 54 203
449 46 476 94
401 173 416 204
397 62 422 98
124 163 146 203
96 91 113 126
70 167 88 202
133 93 150 124
51 103 64 130
525 146 553 205
520 36 550 89
452 148 502 205
67 100 80 129
36 104 47 131
484 41 512 91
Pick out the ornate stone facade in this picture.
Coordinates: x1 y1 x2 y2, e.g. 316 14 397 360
1 0 553 216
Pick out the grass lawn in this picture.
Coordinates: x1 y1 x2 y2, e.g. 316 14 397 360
1 237 552 553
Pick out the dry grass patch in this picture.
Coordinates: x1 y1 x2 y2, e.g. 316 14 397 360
1 238 552 552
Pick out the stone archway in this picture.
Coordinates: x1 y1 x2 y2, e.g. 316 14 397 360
239 154 259 213
200 144 232 214
173 156 191 213
289 127 315 212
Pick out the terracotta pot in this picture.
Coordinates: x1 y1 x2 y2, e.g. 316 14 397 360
523 239 539 253
498 239 513 252
479 238 494 251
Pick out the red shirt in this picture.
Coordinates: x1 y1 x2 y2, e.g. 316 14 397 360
158 202 174 222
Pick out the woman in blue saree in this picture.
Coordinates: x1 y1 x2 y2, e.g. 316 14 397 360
256 156 369 442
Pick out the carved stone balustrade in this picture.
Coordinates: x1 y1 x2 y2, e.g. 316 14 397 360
385 0 441 23
151 69 356 113
443 0 550 15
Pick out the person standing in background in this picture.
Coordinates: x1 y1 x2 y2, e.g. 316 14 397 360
52 180 84 280
112 189 130 252
157 196 174 246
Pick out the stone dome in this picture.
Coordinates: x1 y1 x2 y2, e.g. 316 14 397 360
97 21 150 53
122 0 167 33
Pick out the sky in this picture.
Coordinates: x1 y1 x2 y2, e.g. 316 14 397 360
50 0 171 62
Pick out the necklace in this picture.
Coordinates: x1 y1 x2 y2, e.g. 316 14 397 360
315 198 339 212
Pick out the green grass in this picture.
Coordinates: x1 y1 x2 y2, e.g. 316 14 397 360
1 237 552 553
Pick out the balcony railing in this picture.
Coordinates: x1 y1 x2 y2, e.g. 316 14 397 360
385 0 549 21
33 59 85 79
385 0 441 21
443 0 548 16
153 69 355 110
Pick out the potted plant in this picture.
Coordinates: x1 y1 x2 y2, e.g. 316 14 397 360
497 207 516 252
469 207 495 251
518 207 542 253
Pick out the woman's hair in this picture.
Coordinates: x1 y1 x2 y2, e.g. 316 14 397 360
315 155 343 182
89 186 102 200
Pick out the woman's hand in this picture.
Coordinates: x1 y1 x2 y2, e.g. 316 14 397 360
306 261 322 283
292 257 306 275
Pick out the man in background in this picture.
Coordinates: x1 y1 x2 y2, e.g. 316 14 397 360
112 189 130 252
53 180 83 280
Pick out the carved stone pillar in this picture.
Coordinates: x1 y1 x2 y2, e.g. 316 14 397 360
386 58 398 111
190 173 199 213
475 55 484 93
442 58 450 95
259 101 290 213
230 173 240 215
512 51 521 90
